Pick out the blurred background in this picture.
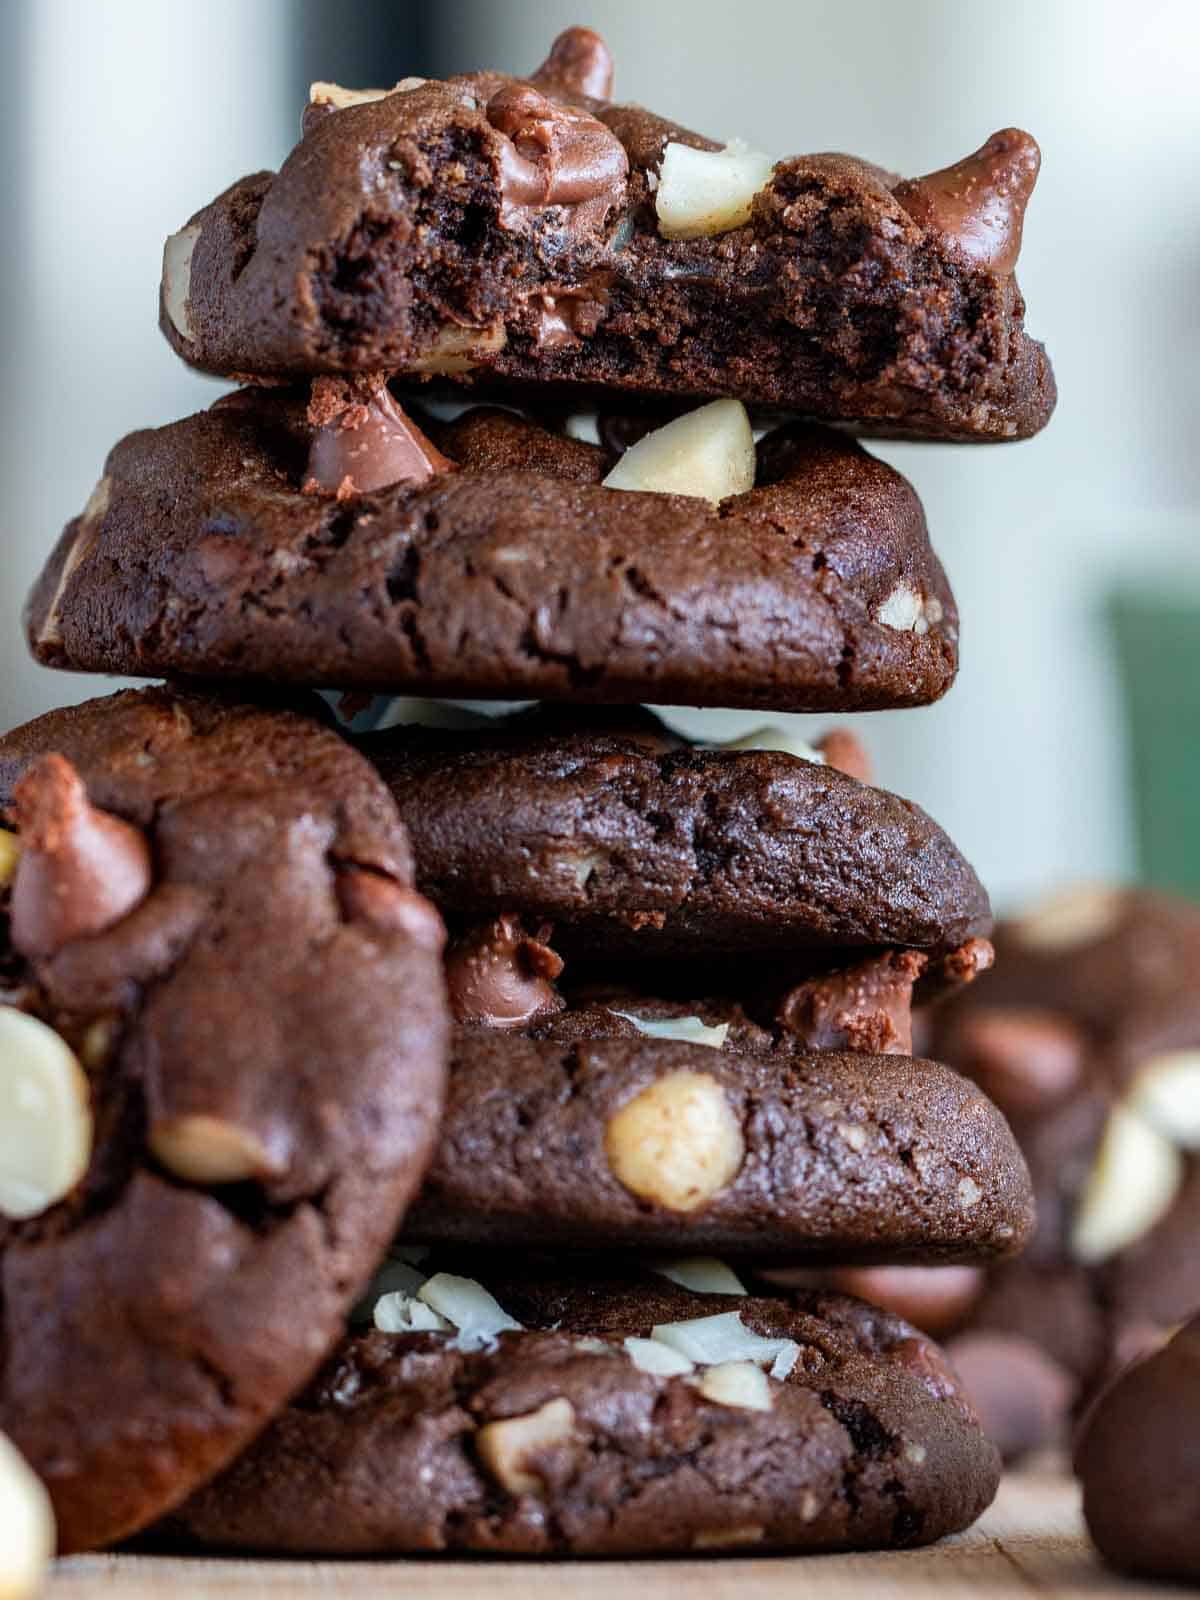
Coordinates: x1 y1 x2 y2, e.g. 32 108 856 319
1 0 1197 908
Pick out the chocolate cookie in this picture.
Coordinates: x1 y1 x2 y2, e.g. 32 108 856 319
363 711 990 959
1077 1315 1200 1582
403 1032 1034 1263
160 28 1055 441
827 885 1200 1457
27 392 960 712
159 1264 1001 1555
0 688 449 1552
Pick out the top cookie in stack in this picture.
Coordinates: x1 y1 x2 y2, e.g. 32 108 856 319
3 23 1056 1566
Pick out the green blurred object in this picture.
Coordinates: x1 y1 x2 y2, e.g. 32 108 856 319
1111 589 1200 897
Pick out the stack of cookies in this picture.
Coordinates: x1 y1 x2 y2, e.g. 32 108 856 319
0 25 1057 1567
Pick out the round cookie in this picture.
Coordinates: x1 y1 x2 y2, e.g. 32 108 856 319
403 1032 1033 1263
158 1264 1001 1556
158 29 1054 441
1077 1315 1200 1582
0 688 449 1552
839 885 1200 1457
27 391 961 713
363 711 991 959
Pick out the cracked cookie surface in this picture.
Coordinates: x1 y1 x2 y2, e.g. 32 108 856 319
27 393 958 712
156 1266 1001 1555
0 687 449 1552
363 709 989 958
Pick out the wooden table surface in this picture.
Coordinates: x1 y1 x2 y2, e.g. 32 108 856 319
47 1469 1188 1598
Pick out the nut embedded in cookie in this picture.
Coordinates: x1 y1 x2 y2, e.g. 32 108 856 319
601 398 756 503
0 1007 93 1221
604 1070 745 1212
655 139 777 239
476 1397 577 1496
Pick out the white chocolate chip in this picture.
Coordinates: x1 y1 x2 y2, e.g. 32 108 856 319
162 223 202 340
417 1273 522 1350
149 1114 275 1185
904 1441 928 1466
604 1070 744 1212
1070 1103 1183 1264
373 1291 450 1335
875 581 929 634
798 1490 820 1522
720 726 825 763
601 399 755 505
696 1360 773 1411
692 1524 766 1549
608 1011 730 1051
1013 884 1123 952
624 1336 694 1376
409 322 507 375
656 139 776 239
837 1122 869 1152
0 1008 92 1221
957 1176 982 1209
0 1431 55 1600
1127 1051 1200 1148
0 832 20 891
649 1256 747 1295
475 1397 575 1496
651 1310 798 1372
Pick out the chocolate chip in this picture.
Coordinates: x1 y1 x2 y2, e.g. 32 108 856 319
304 380 452 496
530 25 615 101
892 129 1041 276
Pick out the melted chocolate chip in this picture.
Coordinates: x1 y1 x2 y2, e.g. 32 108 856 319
445 915 565 1029
485 83 628 228
528 280 611 350
776 949 927 1055
893 129 1041 276
305 380 452 496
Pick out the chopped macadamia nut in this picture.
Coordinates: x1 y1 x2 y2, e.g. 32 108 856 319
651 1309 799 1372
1014 884 1123 952
604 1070 744 1212
656 139 776 239
650 1256 747 1295
1128 1051 1200 1148
608 1010 729 1050
624 1336 695 1376
1071 1104 1183 1264
149 1114 276 1185
602 399 755 504
696 1360 773 1411
418 1273 522 1350
476 1397 576 1496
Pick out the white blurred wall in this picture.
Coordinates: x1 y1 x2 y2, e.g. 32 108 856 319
3 1 1198 909
0 0 294 729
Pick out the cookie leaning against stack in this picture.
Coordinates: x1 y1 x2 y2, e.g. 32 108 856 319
2 21 1057 1567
